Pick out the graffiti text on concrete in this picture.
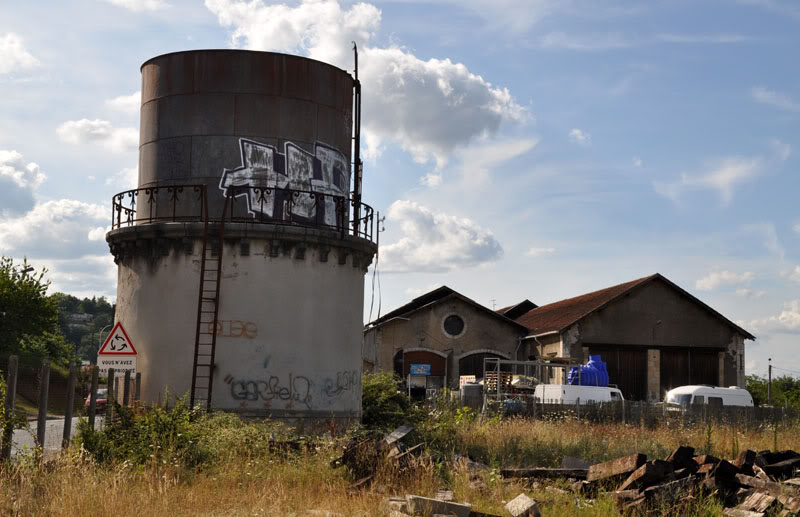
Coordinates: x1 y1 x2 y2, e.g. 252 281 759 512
208 320 258 339
322 370 357 397
225 373 312 409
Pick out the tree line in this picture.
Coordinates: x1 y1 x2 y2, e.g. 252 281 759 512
1 256 114 366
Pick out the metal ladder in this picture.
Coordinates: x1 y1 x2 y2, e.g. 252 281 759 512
190 189 228 411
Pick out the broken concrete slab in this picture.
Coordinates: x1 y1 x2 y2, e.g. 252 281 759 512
617 460 674 492
586 453 647 482
435 489 454 502
735 491 777 513
406 495 471 517
384 425 414 446
504 494 541 517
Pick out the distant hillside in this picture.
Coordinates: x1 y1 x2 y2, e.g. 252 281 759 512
52 293 115 364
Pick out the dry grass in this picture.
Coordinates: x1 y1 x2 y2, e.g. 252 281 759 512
1 415 798 516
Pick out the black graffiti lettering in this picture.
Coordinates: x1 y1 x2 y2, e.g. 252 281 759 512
322 370 357 397
229 374 313 409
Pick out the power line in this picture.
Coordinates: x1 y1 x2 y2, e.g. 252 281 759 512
772 366 800 376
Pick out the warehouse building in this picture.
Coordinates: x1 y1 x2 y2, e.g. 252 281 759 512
363 274 754 401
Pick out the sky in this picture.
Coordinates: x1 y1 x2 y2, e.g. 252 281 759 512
0 0 798 379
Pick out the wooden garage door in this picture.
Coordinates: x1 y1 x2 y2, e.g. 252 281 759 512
588 346 647 401
661 348 719 395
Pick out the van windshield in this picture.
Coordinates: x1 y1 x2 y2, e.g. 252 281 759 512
666 393 692 405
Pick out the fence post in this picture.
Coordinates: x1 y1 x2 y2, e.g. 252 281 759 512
37 359 50 448
1 355 19 460
88 366 99 431
106 368 115 428
62 366 77 449
122 370 131 406
135 372 141 402
576 398 581 420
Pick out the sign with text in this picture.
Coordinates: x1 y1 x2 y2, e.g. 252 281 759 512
409 363 431 376
98 322 137 376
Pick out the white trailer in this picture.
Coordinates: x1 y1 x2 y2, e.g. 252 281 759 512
665 385 753 407
534 384 624 405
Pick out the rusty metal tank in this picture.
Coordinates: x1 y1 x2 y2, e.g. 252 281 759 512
107 50 375 429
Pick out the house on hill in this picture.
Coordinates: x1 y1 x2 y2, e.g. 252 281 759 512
363 274 754 401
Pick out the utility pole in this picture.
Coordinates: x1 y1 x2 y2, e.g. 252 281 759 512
768 357 772 405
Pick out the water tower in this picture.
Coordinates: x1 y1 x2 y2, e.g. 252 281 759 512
106 50 376 428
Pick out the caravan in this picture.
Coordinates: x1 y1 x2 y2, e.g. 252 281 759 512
665 385 753 407
534 384 624 405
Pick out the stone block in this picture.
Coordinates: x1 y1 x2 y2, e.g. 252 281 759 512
504 494 541 517
587 454 647 482
406 495 471 517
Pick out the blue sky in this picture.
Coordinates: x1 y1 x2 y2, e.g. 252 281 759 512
0 0 798 378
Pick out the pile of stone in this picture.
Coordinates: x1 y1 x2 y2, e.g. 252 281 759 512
580 447 800 515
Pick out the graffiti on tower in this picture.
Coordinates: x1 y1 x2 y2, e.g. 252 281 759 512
219 139 349 225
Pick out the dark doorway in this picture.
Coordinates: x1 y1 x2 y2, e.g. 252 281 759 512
588 346 647 401
458 352 511 379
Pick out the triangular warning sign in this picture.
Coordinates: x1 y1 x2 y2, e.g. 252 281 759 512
98 322 137 355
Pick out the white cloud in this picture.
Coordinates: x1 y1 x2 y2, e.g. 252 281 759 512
744 222 784 260
657 33 749 44
749 300 800 334
205 0 527 167
404 283 444 298
420 173 442 188
526 247 555 257
654 156 762 204
380 200 502 273
696 270 755 291
0 150 46 190
568 128 591 144
790 265 800 283
105 166 138 189
736 288 767 299
455 137 538 187
794 222 800 234
0 199 108 259
633 157 642 167
56 119 138 153
32 255 117 299
103 0 169 12
752 86 800 112
539 31 632 51
770 139 792 161
0 150 46 215
0 33 39 75
105 91 141 114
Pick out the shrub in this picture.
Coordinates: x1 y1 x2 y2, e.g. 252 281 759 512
361 371 420 431
77 396 209 468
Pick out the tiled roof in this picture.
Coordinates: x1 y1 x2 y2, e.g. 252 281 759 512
514 273 755 340
515 275 654 334
367 285 528 331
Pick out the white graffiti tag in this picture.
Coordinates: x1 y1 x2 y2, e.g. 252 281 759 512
219 139 349 225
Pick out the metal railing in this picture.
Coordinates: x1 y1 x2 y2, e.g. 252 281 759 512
111 184 375 243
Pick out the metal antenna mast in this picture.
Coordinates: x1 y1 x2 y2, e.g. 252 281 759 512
352 42 362 235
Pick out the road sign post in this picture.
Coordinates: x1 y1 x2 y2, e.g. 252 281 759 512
98 322 138 378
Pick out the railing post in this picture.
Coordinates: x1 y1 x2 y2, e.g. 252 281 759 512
106 367 115 428
135 372 141 402
88 366 99 431
62 366 77 449
37 359 50 448
122 370 131 406
2 355 19 460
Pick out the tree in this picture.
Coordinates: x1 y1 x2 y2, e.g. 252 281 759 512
0 257 71 363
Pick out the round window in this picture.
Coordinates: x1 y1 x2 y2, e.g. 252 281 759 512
443 314 465 337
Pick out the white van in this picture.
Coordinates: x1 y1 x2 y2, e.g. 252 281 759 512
665 385 753 407
534 384 624 405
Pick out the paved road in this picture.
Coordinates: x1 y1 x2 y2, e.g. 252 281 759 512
12 416 105 457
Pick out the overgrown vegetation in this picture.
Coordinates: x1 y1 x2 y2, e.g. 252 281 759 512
747 374 800 409
2 373 800 515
